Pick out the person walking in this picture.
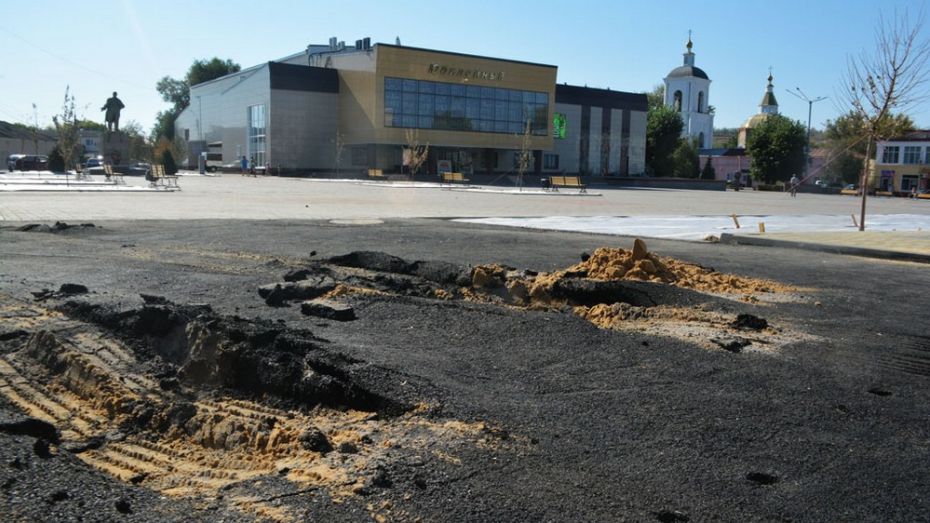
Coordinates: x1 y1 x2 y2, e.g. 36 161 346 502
240 155 248 176
789 174 799 197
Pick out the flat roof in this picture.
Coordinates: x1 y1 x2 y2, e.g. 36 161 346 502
374 43 558 69
555 84 647 112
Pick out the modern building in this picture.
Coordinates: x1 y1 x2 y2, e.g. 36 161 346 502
868 130 930 192
663 37 713 149
175 38 647 176
738 73 779 148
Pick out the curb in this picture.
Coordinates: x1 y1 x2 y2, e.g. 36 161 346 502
719 233 930 264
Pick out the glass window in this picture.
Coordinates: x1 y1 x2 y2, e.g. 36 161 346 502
247 104 266 167
882 146 900 163
383 77 550 135
544 153 559 169
465 98 480 120
903 146 921 164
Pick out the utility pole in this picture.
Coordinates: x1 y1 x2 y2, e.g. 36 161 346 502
786 88 826 182
31 103 39 155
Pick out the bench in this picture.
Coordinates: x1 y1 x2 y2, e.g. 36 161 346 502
148 164 180 189
102 164 124 185
918 192 930 200
840 189 859 196
549 175 586 193
875 190 894 197
367 168 385 179
440 172 469 184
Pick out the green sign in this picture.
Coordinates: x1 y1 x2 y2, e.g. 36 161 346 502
553 113 566 139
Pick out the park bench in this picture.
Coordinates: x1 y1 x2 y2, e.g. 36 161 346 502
549 175 586 193
149 164 180 190
440 172 469 184
875 190 894 197
367 168 385 179
102 164 125 185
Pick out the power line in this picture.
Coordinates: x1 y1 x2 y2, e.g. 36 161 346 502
6 30 151 91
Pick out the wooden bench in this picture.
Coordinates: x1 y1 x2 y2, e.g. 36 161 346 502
875 190 894 197
917 192 930 200
149 164 180 189
367 168 385 179
440 172 469 184
549 175 586 193
102 164 124 184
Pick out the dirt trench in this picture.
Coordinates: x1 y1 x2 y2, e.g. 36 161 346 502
268 240 813 353
0 294 505 522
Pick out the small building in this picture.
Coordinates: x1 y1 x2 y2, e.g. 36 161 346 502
868 130 930 192
175 38 647 176
699 147 750 184
0 120 57 166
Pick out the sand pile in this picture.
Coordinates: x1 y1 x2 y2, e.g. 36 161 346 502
564 239 794 295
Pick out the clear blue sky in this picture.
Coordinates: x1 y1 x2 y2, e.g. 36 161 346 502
1 0 928 134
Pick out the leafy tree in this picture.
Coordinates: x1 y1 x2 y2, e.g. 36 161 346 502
122 120 153 161
645 84 665 110
746 114 807 184
152 58 241 140
823 111 913 184
76 119 106 132
701 156 716 180
646 104 684 176
671 138 700 178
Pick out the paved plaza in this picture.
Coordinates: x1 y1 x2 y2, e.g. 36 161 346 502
2 172 929 222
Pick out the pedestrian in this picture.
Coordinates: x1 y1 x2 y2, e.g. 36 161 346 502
249 156 255 176
734 172 741 192
240 155 248 176
911 185 918 199
789 174 799 197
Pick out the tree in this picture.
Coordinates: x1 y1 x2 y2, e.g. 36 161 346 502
645 84 665 110
823 111 913 184
671 138 700 178
842 10 930 230
152 58 241 141
122 120 153 161
646 104 684 176
403 129 429 178
51 86 81 172
47 146 65 173
746 114 807 184
516 120 532 189
701 156 716 180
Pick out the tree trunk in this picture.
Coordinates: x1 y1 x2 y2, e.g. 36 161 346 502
858 136 873 232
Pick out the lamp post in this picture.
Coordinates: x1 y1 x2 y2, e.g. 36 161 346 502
786 88 826 183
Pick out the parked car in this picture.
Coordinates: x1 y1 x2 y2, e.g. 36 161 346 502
13 155 48 171
126 161 151 177
7 154 26 172
82 158 105 175
845 183 859 190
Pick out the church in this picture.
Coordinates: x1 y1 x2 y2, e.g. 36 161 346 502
663 36 714 149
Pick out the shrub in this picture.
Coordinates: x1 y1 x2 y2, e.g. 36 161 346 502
161 149 178 175
47 147 65 173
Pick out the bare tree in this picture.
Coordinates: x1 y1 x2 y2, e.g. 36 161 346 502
333 131 345 178
52 87 81 172
403 129 429 179
515 120 532 191
842 10 930 230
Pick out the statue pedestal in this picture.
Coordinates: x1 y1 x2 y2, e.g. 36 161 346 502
102 131 130 166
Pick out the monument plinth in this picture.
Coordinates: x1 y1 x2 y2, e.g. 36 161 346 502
102 132 130 166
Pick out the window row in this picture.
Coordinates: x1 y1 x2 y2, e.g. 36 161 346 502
882 145 930 164
384 77 549 135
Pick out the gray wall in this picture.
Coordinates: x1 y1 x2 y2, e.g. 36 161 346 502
269 90 339 170
176 65 271 166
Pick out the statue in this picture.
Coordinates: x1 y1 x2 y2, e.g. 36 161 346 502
101 92 125 132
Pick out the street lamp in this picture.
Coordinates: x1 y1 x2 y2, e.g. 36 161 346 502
786 88 826 182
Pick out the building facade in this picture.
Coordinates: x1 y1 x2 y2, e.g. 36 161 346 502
664 37 713 149
175 39 646 176
869 130 930 193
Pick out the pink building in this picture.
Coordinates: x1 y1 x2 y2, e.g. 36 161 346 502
699 148 750 184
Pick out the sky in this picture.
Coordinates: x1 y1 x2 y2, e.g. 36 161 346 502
1 0 928 135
